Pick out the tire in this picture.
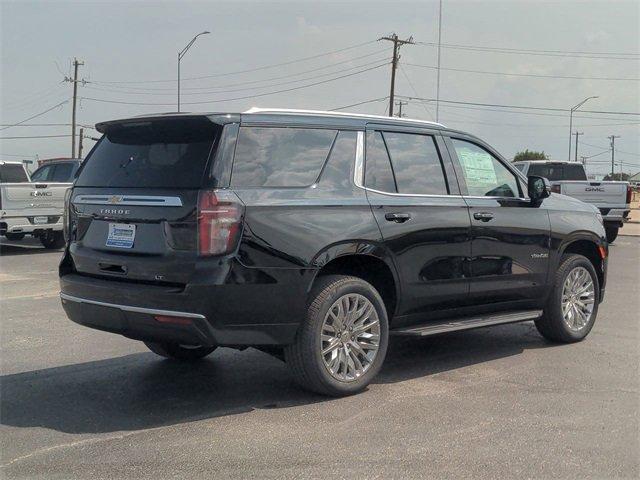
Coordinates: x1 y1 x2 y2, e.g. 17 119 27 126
605 226 619 244
39 231 65 249
535 254 599 343
144 342 216 361
4 233 25 241
285 275 389 397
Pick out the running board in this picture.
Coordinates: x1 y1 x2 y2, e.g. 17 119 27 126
390 309 543 337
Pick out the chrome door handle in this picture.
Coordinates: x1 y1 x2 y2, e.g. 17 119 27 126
473 212 494 222
385 212 412 223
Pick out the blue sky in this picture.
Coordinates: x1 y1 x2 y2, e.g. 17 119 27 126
1 0 638 176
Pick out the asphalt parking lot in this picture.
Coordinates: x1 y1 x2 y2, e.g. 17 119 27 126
1 237 638 479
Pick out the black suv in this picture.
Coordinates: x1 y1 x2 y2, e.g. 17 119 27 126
60 108 608 396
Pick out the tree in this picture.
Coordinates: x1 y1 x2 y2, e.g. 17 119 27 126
602 173 630 181
513 149 549 162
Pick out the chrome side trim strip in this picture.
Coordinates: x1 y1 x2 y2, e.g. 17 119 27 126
73 195 183 207
60 293 205 319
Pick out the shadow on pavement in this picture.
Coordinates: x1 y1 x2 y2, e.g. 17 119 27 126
0 241 62 256
0 322 552 434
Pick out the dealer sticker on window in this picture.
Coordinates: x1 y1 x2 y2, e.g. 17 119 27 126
106 223 136 249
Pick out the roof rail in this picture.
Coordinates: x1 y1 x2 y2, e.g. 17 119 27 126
243 107 446 128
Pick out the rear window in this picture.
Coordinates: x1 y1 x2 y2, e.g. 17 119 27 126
0 164 29 183
76 119 217 188
527 163 587 181
231 127 337 187
51 163 75 182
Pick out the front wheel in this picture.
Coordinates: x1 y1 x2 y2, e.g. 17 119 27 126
144 342 216 361
285 275 389 397
39 231 65 249
605 226 619 244
535 254 599 343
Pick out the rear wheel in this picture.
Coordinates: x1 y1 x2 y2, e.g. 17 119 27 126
605 226 619 244
39 231 65 249
4 233 25 241
285 275 389 397
144 342 216 361
535 254 599 343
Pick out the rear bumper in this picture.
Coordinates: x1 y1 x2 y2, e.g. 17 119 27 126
600 208 630 225
0 215 62 235
59 263 314 346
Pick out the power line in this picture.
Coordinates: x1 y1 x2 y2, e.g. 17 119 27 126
417 41 640 59
80 62 389 106
94 40 379 85
330 96 389 111
0 100 69 132
399 66 434 120
91 50 388 92
397 95 640 116
85 57 390 97
404 62 640 82
0 134 72 140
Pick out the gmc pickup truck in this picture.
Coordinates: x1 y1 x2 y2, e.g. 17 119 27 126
513 160 631 243
0 160 74 248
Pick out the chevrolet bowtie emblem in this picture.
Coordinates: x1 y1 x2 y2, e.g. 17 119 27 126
109 195 124 204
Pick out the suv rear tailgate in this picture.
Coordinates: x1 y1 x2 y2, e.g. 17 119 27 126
560 181 628 206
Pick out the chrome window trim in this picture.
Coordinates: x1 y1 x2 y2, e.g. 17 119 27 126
60 293 205 319
354 131 365 188
73 195 183 207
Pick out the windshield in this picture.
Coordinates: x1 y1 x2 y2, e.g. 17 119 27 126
76 118 218 188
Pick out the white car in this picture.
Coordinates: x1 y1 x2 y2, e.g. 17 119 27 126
0 160 78 248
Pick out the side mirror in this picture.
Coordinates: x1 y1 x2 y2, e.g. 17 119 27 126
528 175 551 203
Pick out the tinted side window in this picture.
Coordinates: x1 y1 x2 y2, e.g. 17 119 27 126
365 131 396 193
51 163 74 182
0 164 29 183
232 127 337 187
318 131 357 189
452 139 520 198
30 166 52 182
382 132 447 195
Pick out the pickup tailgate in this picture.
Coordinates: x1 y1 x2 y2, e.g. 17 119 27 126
0 182 69 215
559 181 628 207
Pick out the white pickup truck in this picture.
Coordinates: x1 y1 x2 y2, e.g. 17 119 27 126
0 161 76 248
514 160 631 243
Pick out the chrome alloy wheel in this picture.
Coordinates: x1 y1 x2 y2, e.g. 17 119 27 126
320 293 380 382
561 266 595 331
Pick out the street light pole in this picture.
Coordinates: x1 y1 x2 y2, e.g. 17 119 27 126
177 31 210 112
568 96 598 161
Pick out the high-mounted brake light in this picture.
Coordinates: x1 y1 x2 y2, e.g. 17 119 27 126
197 190 244 256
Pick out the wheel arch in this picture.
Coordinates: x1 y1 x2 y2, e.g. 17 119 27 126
309 242 401 320
558 234 606 290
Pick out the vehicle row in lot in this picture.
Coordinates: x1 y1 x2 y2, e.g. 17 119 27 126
0 159 80 248
513 160 632 243
58 109 608 396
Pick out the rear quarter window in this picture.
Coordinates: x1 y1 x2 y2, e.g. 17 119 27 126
231 127 337 187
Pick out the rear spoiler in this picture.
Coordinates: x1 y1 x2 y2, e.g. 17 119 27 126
95 113 240 134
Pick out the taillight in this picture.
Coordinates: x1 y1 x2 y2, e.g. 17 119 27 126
551 184 561 194
197 190 244 256
626 184 632 204
63 188 72 242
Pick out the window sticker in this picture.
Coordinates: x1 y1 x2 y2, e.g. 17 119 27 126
457 148 497 186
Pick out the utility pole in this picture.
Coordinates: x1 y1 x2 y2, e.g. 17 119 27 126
379 34 414 117
573 132 583 162
608 135 620 177
395 100 408 118
435 0 443 122
78 128 84 159
64 58 85 158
